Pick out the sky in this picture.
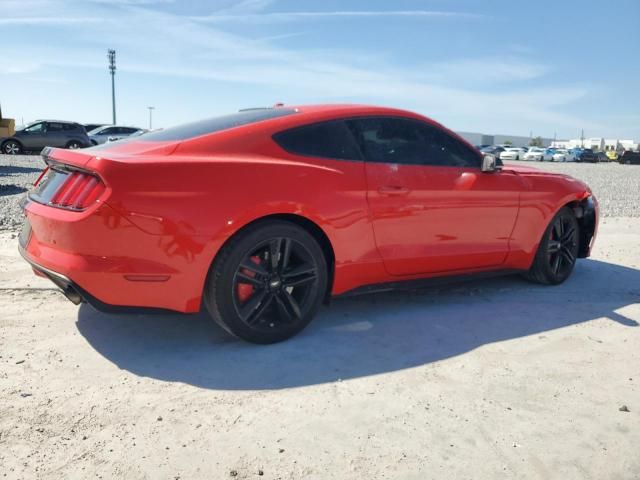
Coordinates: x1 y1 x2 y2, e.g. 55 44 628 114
1 0 639 140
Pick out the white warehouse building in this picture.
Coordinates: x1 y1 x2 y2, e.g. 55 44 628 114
456 131 555 148
550 138 638 151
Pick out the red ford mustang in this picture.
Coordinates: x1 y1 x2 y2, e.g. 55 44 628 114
19 104 598 343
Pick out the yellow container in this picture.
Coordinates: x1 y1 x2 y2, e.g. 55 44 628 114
0 118 16 137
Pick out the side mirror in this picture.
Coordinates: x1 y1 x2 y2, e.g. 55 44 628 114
481 154 501 172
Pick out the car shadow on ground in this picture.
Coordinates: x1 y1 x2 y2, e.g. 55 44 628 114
0 166 42 176
76 259 639 390
0 185 27 196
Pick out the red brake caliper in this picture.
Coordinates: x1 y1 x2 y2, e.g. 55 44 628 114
237 255 262 302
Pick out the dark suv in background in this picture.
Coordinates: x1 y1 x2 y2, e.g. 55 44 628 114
618 150 640 165
576 148 597 163
1 120 92 155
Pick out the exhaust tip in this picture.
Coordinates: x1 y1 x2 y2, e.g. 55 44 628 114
63 286 83 305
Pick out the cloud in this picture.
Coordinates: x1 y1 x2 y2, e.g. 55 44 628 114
0 16 101 25
191 10 484 24
87 0 174 4
216 0 276 15
420 57 550 84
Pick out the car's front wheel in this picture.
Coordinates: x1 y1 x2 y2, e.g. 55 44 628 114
525 207 579 285
66 140 82 149
2 140 22 155
204 220 328 344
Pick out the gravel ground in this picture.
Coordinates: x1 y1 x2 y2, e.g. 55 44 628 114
0 155 43 231
1 154 639 231
1 218 638 479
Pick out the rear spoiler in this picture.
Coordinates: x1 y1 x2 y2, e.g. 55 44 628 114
40 146 95 169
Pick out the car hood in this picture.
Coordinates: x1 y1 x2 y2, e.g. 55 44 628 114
502 163 590 188
505 163 566 176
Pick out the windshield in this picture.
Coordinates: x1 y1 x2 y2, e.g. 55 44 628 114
88 126 108 135
17 122 38 132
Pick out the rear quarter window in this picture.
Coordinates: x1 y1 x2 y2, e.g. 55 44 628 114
273 120 363 161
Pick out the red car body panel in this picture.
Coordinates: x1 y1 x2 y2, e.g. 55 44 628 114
20 105 598 313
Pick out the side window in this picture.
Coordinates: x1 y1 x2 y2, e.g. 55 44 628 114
273 120 362 161
101 127 116 135
122 127 138 134
63 123 80 131
347 117 481 168
46 122 65 132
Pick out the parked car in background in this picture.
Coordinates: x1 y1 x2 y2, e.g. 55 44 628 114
1 120 92 154
552 149 575 162
480 145 506 158
568 148 584 159
595 152 608 163
84 123 106 133
88 125 146 145
500 147 527 161
606 150 619 161
618 150 640 165
19 104 598 343
545 148 556 160
524 147 553 161
576 148 597 163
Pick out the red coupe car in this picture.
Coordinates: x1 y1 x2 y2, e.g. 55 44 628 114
19 104 598 343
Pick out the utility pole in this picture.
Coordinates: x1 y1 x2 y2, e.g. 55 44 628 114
580 128 585 148
108 49 116 125
147 106 155 130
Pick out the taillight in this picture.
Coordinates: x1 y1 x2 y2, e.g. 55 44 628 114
49 170 105 210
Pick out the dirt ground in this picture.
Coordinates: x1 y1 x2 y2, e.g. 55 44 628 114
1 218 639 479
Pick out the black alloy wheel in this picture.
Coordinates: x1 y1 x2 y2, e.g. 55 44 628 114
205 221 328 344
232 237 318 330
525 207 580 285
546 214 578 279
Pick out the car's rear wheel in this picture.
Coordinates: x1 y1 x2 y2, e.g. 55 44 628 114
66 141 82 149
2 140 22 155
525 207 579 285
204 220 328 344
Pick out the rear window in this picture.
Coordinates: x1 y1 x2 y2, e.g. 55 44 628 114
137 108 297 142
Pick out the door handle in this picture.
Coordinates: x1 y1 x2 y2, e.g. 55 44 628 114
378 185 410 196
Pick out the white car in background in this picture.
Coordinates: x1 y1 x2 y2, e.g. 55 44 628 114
524 147 553 161
88 125 146 145
552 149 576 162
499 147 528 161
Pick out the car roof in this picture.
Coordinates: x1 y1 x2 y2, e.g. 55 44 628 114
92 125 140 129
280 104 440 123
34 119 79 124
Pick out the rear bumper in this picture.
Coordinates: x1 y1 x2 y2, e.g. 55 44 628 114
19 243 184 314
19 244 83 305
19 200 218 313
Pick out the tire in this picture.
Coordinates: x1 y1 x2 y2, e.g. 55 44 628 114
2 140 22 155
66 140 82 149
525 207 579 285
204 220 328 344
